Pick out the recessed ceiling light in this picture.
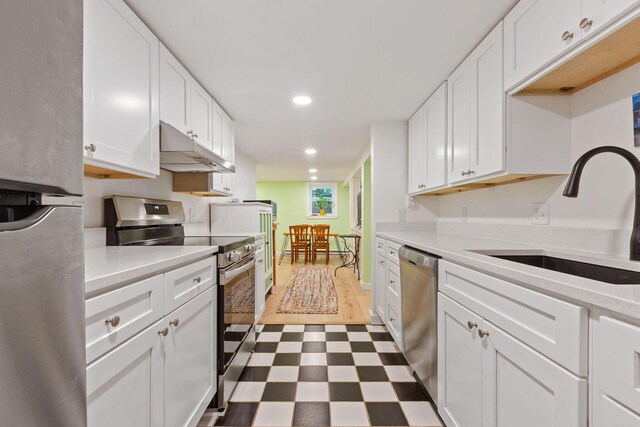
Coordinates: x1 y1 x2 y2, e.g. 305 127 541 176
309 168 317 173
293 95 312 106
310 176 318 180
305 148 317 155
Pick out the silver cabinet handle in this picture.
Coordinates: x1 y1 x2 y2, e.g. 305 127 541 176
257 259 264 264
193 132 199 138
389 317 395 322
478 329 490 338
169 318 180 327
105 315 121 327
561 31 574 41
193 276 202 284
467 170 474 175
579 18 593 29
84 144 96 153
379 260 385 264
461 171 468 176
467 320 477 330
390 280 396 285
187 130 195 140
158 327 169 337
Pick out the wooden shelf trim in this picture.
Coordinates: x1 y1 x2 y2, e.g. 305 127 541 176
419 174 562 196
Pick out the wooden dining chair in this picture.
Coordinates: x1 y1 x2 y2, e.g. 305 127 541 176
311 224 331 264
289 225 310 264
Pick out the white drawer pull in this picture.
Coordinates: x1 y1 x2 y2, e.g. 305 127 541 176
105 315 121 327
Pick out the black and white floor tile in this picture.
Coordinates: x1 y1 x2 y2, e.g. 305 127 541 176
198 324 443 427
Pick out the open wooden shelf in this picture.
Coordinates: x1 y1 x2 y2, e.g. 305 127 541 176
518 15 640 95
420 174 562 196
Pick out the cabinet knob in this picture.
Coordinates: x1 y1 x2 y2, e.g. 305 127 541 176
467 170 474 175
579 18 593 29
390 317 395 322
478 329 490 338
467 320 477 330
390 280 395 284
158 327 169 337
105 315 121 327
461 171 468 176
193 132 199 138
187 130 195 140
561 31 574 41
169 318 180 327
84 144 97 153
193 276 202 284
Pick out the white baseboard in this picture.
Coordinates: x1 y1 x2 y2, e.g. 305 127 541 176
359 281 371 291
370 310 383 325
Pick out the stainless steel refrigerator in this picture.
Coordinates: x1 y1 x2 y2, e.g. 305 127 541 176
0 0 86 425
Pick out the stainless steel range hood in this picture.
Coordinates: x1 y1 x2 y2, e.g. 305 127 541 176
159 121 236 173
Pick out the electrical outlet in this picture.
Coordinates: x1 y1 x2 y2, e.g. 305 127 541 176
407 195 415 208
533 203 550 225
461 207 467 223
397 209 406 222
189 208 198 223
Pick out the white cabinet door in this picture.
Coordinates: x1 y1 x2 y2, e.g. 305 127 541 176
438 294 483 427
469 22 505 179
408 106 426 194
159 44 191 135
222 116 236 194
504 0 582 90
581 0 640 34
211 105 224 156
376 254 387 320
481 320 587 427
84 0 159 178
447 58 472 184
424 82 448 190
87 320 164 427
164 288 216 427
255 249 266 322
190 80 214 151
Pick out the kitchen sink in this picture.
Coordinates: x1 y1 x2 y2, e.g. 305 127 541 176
483 254 640 285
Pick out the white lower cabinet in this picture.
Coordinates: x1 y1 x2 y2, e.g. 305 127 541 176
375 253 387 320
165 288 216 427
438 293 587 427
87 320 164 427
255 247 266 322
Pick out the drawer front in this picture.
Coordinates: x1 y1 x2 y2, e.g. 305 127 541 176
597 316 640 415
386 300 403 351
85 274 164 364
164 256 215 314
439 260 588 376
386 241 401 265
376 237 386 255
386 261 401 308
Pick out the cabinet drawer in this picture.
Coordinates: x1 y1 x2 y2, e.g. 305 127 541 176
376 238 386 255
386 300 403 351
386 261 401 308
164 256 215 314
85 274 164 364
386 241 401 265
439 260 588 376
597 316 640 415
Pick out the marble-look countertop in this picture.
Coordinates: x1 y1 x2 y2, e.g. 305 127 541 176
376 230 640 319
85 246 218 297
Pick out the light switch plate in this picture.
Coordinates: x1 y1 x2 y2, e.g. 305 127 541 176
397 209 406 222
533 202 550 225
189 208 198 223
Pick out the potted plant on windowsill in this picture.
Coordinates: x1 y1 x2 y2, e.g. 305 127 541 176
315 195 333 216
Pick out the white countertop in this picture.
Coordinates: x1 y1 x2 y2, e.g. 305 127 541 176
377 230 640 319
85 246 218 296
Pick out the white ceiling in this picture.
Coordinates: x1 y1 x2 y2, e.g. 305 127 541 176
126 0 517 181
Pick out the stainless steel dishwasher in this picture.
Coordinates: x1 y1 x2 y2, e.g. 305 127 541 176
399 246 440 403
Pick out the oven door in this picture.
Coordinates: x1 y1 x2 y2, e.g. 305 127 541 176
220 255 256 373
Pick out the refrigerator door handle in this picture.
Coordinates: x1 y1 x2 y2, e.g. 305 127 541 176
0 205 55 232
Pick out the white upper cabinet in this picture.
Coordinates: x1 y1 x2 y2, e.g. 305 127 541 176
448 22 504 184
409 83 448 194
211 107 224 156
160 44 216 152
504 0 582 90
408 105 426 194
212 112 236 195
581 0 640 34
84 0 159 178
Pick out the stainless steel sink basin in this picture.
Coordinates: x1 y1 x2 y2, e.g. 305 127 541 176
483 254 640 285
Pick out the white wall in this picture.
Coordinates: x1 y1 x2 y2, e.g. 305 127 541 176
439 62 640 232
47 150 257 228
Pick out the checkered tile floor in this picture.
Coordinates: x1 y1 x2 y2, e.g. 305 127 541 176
198 324 443 427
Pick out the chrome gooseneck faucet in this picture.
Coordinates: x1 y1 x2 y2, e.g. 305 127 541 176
563 146 640 261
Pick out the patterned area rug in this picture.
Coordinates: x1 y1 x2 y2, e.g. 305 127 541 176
225 273 255 314
277 267 339 314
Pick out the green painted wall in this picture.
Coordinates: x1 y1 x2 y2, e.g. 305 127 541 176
256 181 351 253
362 158 372 284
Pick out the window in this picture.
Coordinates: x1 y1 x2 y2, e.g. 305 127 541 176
306 182 338 219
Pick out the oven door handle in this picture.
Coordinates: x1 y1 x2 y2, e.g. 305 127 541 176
223 259 256 282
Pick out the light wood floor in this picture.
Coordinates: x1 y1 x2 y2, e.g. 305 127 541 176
259 255 371 325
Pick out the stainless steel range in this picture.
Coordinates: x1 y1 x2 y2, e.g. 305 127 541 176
104 196 256 410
